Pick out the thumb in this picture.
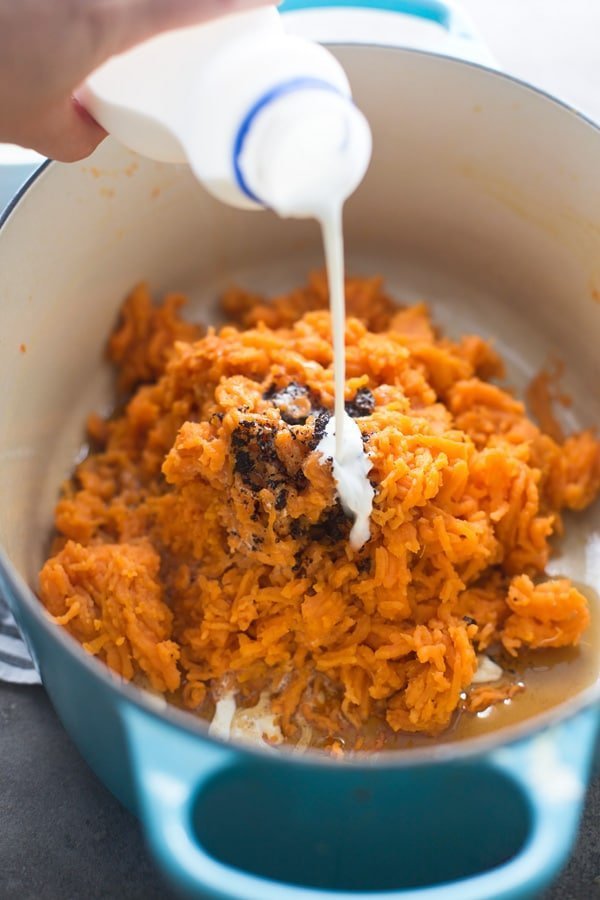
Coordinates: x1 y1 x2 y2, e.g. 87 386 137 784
55 0 274 161
22 96 107 163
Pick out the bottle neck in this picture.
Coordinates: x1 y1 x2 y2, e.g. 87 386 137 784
233 77 343 205
233 78 372 218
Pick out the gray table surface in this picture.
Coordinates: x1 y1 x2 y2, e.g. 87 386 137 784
2 2 600 897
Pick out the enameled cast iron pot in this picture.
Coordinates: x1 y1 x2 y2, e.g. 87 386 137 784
1 2 599 897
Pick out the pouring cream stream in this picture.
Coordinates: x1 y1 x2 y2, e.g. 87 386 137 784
81 10 376 743
318 206 374 550
236 87 375 548
81 9 375 551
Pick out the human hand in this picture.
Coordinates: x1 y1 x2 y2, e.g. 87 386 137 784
0 0 268 162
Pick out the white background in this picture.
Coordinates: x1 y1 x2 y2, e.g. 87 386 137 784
462 0 600 121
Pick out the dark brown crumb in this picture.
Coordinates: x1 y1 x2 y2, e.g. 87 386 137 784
290 518 304 539
293 471 309 491
309 505 351 544
231 420 279 490
308 409 331 450
264 382 316 425
233 448 254 479
345 387 375 418
292 552 306 577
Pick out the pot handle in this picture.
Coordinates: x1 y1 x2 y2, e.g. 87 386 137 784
121 701 599 900
279 0 497 68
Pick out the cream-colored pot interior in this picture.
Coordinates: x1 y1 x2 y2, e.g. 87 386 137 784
0 47 599 597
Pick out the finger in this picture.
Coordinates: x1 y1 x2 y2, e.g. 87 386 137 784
95 0 275 59
23 96 107 162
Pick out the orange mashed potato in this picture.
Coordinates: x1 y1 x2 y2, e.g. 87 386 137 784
39 274 600 749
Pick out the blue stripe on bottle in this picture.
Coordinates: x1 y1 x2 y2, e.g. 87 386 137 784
232 76 343 205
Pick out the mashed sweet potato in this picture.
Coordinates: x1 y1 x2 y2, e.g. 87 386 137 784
39 274 600 748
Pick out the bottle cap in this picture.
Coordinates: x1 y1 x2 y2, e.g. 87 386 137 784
235 80 372 217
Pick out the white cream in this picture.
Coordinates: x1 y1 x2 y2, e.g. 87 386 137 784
254 107 375 550
472 655 504 684
231 692 283 746
316 414 373 550
321 206 347 459
310 207 374 550
208 692 283 747
208 692 237 740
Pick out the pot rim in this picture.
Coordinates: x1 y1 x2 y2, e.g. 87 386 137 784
2 45 599 772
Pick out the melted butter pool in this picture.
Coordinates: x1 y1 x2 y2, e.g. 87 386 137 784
359 582 600 752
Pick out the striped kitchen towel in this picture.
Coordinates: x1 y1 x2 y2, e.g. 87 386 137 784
0 162 43 687
0 594 41 685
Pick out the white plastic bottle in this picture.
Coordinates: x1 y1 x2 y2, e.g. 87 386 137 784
79 7 372 218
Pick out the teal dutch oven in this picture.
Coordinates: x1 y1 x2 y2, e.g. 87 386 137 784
1 1 599 898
